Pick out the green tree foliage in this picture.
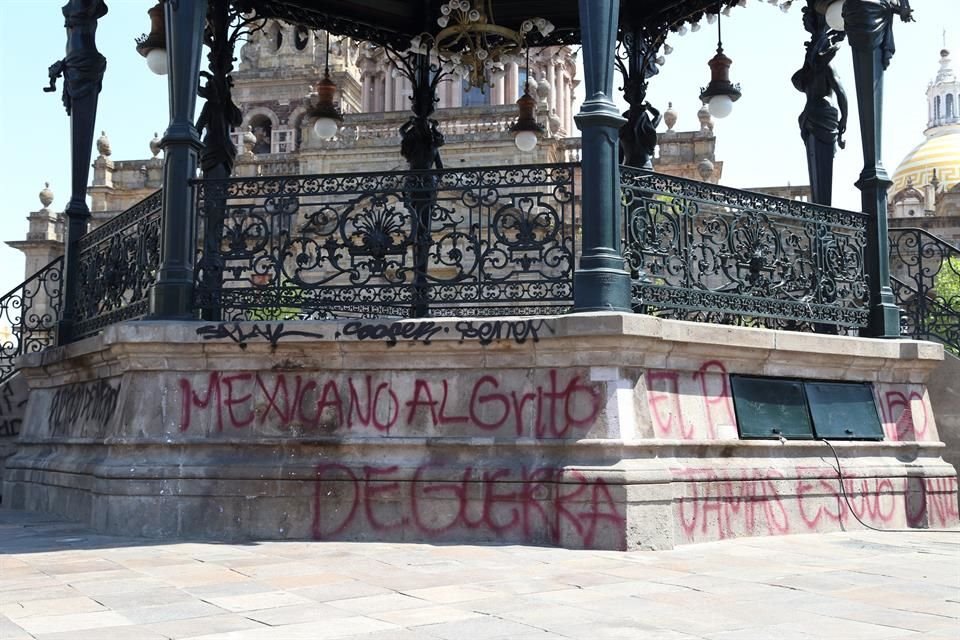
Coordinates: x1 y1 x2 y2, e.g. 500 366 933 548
931 255 960 356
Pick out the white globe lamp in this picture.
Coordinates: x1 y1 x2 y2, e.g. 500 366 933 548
514 130 538 152
708 94 734 119
145 48 168 76
825 0 845 31
313 116 339 141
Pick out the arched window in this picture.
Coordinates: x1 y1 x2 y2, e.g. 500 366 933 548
249 115 273 154
265 22 284 51
935 95 942 120
294 26 309 51
947 93 956 119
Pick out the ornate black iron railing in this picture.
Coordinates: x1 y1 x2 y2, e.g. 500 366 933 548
71 190 163 340
3 165 956 370
621 168 871 329
889 228 960 354
0 256 62 385
193 164 577 320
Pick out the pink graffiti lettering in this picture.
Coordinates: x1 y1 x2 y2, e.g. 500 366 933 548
313 464 626 549
675 469 790 540
647 371 692 439
880 390 929 441
178 370 603 438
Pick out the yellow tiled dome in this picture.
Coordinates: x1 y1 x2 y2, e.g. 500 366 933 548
890 129 960 193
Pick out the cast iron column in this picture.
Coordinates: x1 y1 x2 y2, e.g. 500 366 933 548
195 0 241 321
843 0 911 338
45 0 108 344
574 0 631 311
400 49 443 317
150 0 208 319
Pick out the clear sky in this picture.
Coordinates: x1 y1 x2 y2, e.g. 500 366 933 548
0 0 956 301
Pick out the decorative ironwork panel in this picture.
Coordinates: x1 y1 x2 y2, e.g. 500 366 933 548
194 164 577 320
0 256 63 385
72 190 163 339
621 168 870 328
889 228 960 354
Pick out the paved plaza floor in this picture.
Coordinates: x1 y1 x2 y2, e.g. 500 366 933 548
0 508 957 640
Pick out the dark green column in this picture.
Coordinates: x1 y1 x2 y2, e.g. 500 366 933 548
47 1 109 344
150 0 208 319
573 0 631 312
844 0 908 338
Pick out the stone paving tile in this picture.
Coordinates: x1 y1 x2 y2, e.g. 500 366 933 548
792 597 960 633
0 585 82 605
578 578 692 599
774 613 933 639
142 612 268 638
399 584 502 604
461 595 548 616
88 586 199 609
886 632 960 640
498 602 623 633
140 562 255 588
0 614 32 640
289 580 394 603
182 616 398 640
115 599 228 625
369 603 485 627
199 589 317 612
11 609 135 635
334 629 436 640
33 624 172 640
184 579 277 599
473 576 581 596
30 558 121 575
62 576 173 596
243 602 359 626
0 575 63 593
487 632 574 640
326 591 435 614
261 571 354 589
704 622 821 640
0 594 106 618
560 620 689 639
51 567 142 583
416 615 547 640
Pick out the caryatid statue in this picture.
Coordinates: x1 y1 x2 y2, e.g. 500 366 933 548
792 1 848 206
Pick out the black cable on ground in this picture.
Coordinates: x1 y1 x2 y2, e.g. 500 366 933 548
820 438 960 534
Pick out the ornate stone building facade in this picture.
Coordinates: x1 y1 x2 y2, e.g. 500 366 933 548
9 20 723 282
888 46 960 244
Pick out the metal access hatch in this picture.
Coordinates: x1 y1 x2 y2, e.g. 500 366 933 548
804 381 883 440
731 375 884 441
730 376 814 439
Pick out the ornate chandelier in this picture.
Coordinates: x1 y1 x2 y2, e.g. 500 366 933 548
430 0 554 91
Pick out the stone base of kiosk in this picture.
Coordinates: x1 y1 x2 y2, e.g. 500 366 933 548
4 314 957 550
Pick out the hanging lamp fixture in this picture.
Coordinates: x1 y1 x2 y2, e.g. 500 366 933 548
509 48 544 152
136 1 168 75
310 31 343 140
699 1 742 118
433 0 554 91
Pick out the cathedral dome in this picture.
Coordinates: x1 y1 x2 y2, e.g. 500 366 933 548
890 45 960 194
890 128 960 193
